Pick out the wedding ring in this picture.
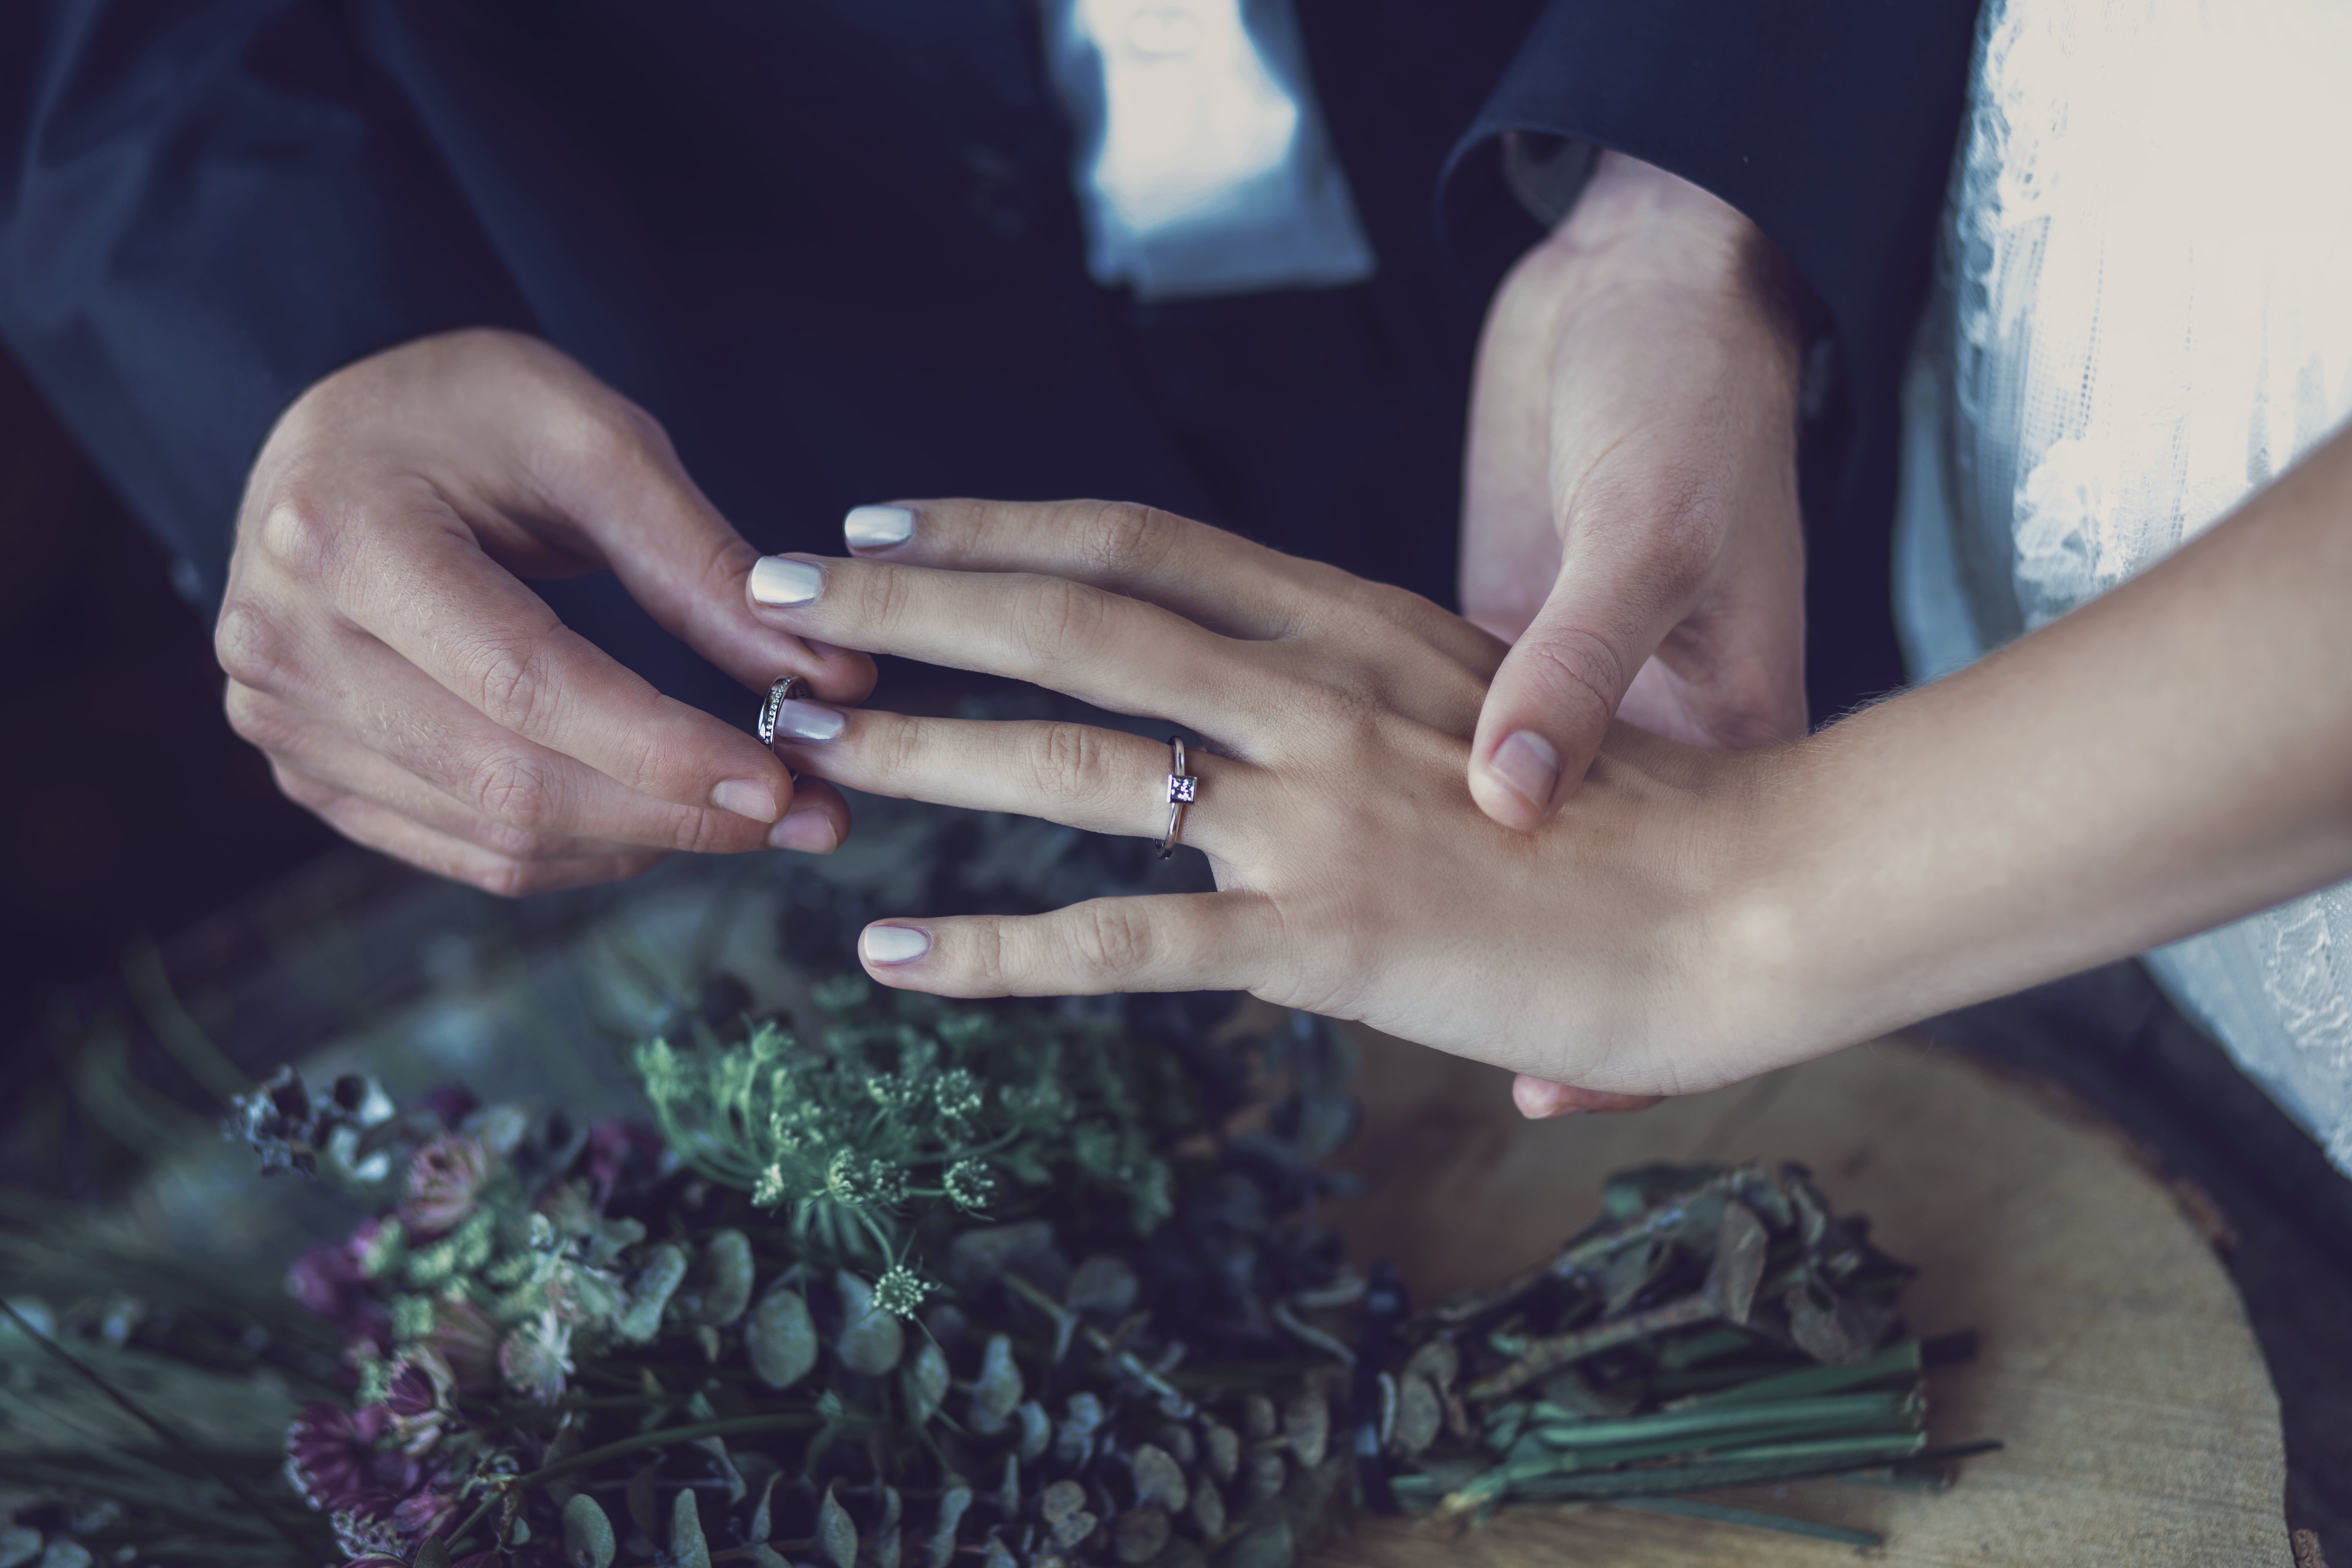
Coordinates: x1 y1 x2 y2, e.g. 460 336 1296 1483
757 676 811 747
1160 736 1198 860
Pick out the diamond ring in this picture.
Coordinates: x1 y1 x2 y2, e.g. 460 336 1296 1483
1160 736 1198 859
757 675 811 748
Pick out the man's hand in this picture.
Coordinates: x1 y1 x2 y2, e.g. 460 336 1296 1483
1462 151 1813 831
217 329 873 894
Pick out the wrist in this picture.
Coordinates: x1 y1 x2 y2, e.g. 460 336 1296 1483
1673 737 1848 1078
1539 152 1818 365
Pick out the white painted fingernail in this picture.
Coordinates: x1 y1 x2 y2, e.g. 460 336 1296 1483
750 556 823 606
771 699 844 742
769 807 839 853
1488 730 1562 811
844 505 915 548
711 778 782 823
860 924 931 965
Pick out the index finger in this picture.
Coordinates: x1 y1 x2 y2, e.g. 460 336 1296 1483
329 508 798 825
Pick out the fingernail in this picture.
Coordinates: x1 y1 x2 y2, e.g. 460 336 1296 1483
768 806 839 853
844 504 915 548
1512 1076 1584 1120
771 699 845 742
749 555 823 606
711 777 782 823
1488 731 1562 812
860 924 931 965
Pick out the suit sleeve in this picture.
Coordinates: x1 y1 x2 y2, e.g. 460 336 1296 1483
0 0 534 605
1441 0 1982 517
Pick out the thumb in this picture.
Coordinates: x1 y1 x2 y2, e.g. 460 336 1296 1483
1468 539 1686 829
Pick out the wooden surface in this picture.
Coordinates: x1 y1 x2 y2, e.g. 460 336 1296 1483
1317 1032 2291 1568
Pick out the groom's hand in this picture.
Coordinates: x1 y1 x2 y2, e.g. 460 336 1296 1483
216 329 872 893
1462 152 1814 831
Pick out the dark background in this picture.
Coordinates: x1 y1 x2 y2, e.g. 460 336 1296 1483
0 345 336 1060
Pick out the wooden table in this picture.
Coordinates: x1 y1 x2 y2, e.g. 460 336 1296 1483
1321 1032 2292 1568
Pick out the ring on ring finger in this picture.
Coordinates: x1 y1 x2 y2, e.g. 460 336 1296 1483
1160 735 1198 859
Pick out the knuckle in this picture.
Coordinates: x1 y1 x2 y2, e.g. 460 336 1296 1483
1012 575 1104 666
472 858 541 899
854 558 918 633
467 633 563 736
1026 722 1107 803
467 750 560 831
269 761 335 811
1070 900 1154 979
872 714 928 783
469 816 568 863
222 682 292 750
252 496 338 576
1076 500 1171 578
212 601 293 691
1520 625 1627 726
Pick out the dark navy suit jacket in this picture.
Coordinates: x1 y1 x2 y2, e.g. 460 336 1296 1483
0 0 1978 718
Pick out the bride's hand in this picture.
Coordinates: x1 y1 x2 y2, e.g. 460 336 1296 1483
744 499 1789 1103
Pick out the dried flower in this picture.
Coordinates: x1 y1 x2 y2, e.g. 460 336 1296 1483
399 1134 490 1235
286 1403 415 1518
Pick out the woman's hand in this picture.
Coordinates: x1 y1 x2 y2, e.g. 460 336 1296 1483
219 329 871 895
744 498 1786 1103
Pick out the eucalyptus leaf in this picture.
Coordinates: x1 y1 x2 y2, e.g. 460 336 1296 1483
617 1243 690 1344
746 1287 818 1390
750 1550 788 1568
1190 1474 1226 1540
902 1339 950 1425
1282 1390 1329 1468
924 1486 973 1568
668 1486 710 1568
562 1493 617 1568
836 1270 904 1376
969 1333 1022 1428
413 1541 451 1568
1014 1399 1052 1461
696 1229 755 1325
1130 1443 1187 1512
1204 1421 1241 1482
816 1482 858 1568
0 1529 38 1568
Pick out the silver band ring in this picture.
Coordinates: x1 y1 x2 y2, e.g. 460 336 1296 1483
757 675 811 748
1160 736 1198 860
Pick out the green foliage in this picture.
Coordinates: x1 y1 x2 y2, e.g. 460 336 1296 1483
633 979 1179 1271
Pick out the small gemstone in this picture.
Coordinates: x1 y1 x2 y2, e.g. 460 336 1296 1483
1167 775 1198 803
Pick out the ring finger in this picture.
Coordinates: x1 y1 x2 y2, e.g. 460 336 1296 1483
768 698 1248 854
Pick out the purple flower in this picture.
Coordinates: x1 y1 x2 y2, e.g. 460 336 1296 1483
286 1402 416 1517
390 1474 461 1539
287 1219 396 1358
400 1133 491 1236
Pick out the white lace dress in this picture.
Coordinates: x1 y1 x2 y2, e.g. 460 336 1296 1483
1894 0 2352 1174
